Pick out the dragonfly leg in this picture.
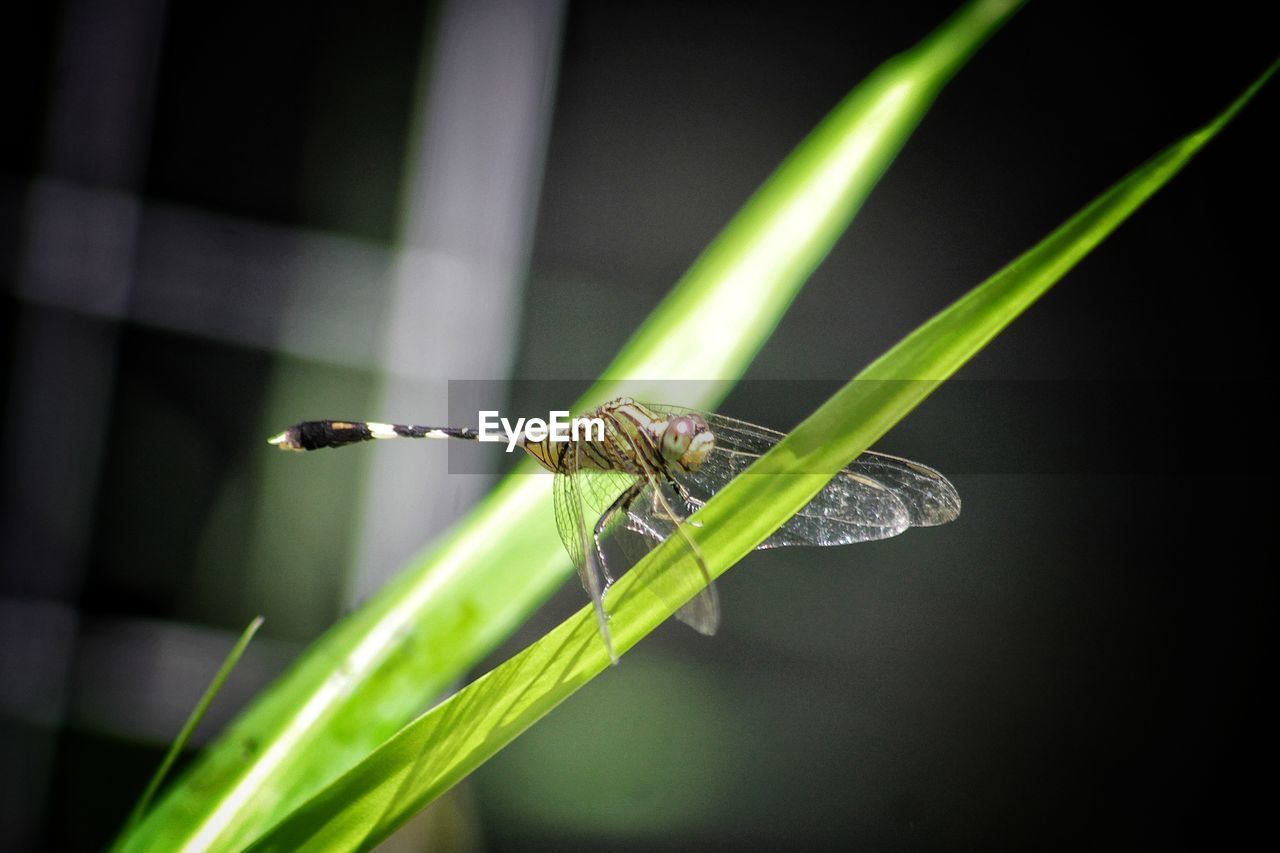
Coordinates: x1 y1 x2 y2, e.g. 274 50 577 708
666 475 705 526
594 481 644 593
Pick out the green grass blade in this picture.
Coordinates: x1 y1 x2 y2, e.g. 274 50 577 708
115 3 1017 851
587 0 1024 397
114 616 264 845
242 61 1274 853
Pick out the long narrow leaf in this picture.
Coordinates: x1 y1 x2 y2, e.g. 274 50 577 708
244 60 1274 852
116 3 1018 850
115 617 264 843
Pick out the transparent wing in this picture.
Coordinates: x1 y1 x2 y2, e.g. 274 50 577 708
609 481 721 636
570 464 640 523
648 405 960 545
844 450 961 527
569 465 638 594
683 444 912 547
551 445 617 663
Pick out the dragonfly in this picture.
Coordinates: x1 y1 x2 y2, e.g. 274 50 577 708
268 397 960 663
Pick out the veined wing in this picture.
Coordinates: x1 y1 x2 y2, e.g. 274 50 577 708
551 443 617 663
610 481 721 636
649 405 960 546
572 467 722 635
841 449 961 527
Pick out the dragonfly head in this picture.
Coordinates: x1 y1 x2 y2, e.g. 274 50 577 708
660 414 714 471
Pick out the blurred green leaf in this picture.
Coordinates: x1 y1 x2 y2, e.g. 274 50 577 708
114 617 264 845
242 57 1275 852
116 2 1019 850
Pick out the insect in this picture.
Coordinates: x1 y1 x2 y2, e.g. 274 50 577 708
269 397 960 663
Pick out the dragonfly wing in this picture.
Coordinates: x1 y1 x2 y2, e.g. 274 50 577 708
551 445 617 663
614 488 721 635
568 465 643 591
845 450 960 527
675 585 721 636
652 407 957 546
678 445 912 546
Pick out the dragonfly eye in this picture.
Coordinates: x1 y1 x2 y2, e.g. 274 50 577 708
661 415 713 470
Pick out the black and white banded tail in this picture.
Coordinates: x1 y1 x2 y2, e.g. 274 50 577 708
268 420 479 452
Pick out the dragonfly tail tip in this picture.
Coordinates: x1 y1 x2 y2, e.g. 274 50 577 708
267 426 304 451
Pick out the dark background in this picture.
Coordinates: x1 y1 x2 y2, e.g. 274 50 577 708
2 1 1274 850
